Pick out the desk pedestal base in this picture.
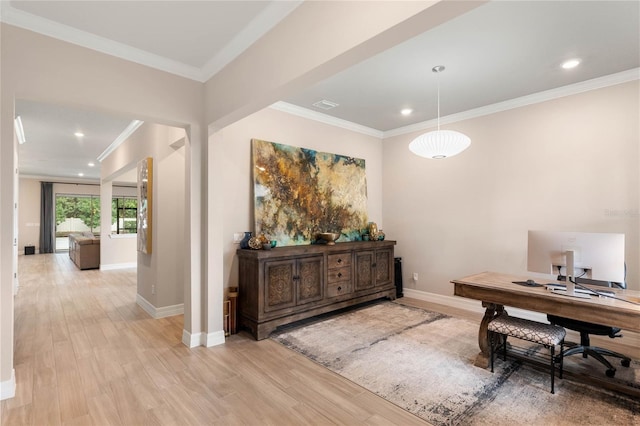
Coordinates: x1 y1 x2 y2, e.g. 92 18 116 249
474 302 505 368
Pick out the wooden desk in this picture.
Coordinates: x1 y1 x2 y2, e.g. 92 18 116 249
451 271 640 368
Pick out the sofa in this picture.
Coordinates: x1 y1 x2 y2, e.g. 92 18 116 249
68 233 100 270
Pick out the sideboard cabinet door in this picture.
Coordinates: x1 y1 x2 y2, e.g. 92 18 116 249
264 259 296 312
297 255 324 305
375 248 393 287
354 251 375 291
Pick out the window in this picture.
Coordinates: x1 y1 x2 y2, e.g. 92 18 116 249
112 196 138 234
55 195 101 250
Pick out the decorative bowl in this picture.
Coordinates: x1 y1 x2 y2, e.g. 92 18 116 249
317 232 341 245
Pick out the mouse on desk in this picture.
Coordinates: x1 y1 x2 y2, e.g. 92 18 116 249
525 279 537 286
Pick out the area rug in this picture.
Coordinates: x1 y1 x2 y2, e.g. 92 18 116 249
271 301 639 425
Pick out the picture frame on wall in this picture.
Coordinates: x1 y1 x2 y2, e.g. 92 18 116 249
137 157 153 254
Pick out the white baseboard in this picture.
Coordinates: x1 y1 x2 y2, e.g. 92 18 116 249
100 262 137 271
202 330 226 348
181 330 225 348
402 288 547 322
402 288 640 350
1 369 16 401
136 294 184 319
183 330 201 348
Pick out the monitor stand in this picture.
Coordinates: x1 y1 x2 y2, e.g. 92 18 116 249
551 250 591 299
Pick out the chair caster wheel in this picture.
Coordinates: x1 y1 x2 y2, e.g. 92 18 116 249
621 359 630 368
605 369 616 378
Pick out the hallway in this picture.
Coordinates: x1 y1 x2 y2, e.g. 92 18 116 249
1 254 425 425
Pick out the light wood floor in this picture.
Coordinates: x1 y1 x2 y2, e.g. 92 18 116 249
1 254 430 426
4 254 638 425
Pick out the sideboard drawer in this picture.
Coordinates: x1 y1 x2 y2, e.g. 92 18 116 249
327 281 353 298
327 265 351 283
327 253 351 269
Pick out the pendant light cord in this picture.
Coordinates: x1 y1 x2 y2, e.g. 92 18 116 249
432 65 444 133
436 72 441 132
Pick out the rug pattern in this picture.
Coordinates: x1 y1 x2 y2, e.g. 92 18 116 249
272 302 640 426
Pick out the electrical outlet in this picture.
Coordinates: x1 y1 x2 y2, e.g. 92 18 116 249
413 272 419 281
151 285 156 295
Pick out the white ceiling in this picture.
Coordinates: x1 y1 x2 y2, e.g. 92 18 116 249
4 1 639 181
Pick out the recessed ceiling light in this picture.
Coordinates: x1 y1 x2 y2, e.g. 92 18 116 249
401 108 413 116
561 59 581 69
74 132 85 137
78 172 84 177
88 162 95 167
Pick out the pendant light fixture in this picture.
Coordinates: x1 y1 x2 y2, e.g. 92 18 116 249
409 65 470 159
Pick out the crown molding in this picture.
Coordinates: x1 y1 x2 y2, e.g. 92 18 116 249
270 102 384 139
383 68 640 139
1 5 204 81
97 120 144 162
201 1 303 81
18 174 100 185
271 69 639 140
1 2 302 83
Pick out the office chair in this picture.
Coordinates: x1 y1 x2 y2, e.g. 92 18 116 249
547 272 631 378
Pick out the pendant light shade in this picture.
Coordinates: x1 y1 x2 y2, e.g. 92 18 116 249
409 66 470 159
409 130 470 159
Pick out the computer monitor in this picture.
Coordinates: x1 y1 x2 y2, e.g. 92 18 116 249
527 231 625 296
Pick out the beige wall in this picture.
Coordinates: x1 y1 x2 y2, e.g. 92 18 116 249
1 23 206 386
101 122 186 309
17 178 40 253
212 107 384 293
3 2 475 385
382 81 640 295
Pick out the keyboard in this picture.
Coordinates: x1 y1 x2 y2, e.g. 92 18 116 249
545 283 615 297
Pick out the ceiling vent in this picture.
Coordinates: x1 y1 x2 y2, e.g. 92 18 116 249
312 99 339 110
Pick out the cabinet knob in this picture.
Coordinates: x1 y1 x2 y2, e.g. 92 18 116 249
337 272 342 278
372 263 377 268
337 286 342 291
337 258 342 263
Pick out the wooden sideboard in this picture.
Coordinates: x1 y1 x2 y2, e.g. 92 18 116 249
237 240 396 340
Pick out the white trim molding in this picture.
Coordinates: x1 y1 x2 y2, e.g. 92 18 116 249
403 287 547 323
270 102 384 139
201 330 226 348
100 262 137 271
1 2 302 83
384 68 640 138
0 369 16 401
136 294 184 319
98 120 144 163
402 288 640 349
182 330 201 348
272 69 639 140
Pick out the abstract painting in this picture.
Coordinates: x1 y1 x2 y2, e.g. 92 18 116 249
137 157 152 254
252 139 368 246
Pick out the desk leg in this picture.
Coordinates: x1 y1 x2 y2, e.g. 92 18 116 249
474 302 504 368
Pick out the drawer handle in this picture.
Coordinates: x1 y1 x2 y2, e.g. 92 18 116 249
337 258 342 264
337 272 342 278
337 286 342 291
